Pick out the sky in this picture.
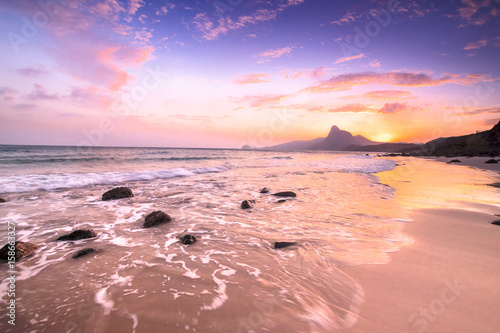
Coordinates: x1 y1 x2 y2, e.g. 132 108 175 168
0 0 499 148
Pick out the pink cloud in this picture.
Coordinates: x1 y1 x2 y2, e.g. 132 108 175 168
459 0 496 25
0 87 19 101
303 71 492 93
256 46 293 63
335 53 365 64
28 84 59 100
16 66 49 77
362 90 414 100
234 74 271 85
368 59 381 68
379 102 407 114
464 39 488 50
192 1 304 41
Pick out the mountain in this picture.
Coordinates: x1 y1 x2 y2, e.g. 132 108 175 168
264 125 380 151
405 120 500 156
349 142 421 152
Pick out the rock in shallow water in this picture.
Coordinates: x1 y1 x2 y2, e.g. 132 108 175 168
0 198 6 203
180 235 197 245
0 241 38 261
274 241 297 249
448 159 461 163
241 200 255 209
260 187 270 194
57 230 98 241
102 187 134 201
72 248 98 259
492 220 500 226
144 211 171 228
272 191 297 198
485 159 499 164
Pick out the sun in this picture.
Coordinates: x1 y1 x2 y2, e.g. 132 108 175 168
371 133 394 143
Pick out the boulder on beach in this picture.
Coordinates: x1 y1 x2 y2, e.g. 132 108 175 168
180 235 197 245
144 211 171 228
0 198 6 203
492 220 500 226
273 191 297 198
57 229 98 241
102 187 134 201
0 241 38 261
72 248 98 259
276 199 287 204
274 241 297 249
260 187 270 194
485 159 499 164
448 159 462 163
241 200 255 209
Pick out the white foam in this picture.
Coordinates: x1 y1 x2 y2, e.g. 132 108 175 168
0 165 230 194
95 287 114 316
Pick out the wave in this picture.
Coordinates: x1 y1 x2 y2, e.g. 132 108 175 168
0 165 230 194
0 156 228 165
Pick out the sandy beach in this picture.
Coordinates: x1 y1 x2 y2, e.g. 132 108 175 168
342 157 500 333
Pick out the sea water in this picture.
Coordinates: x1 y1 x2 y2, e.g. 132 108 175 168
0 145 412 332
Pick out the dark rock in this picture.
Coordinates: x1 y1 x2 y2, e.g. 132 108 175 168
57 229 97 241
0 198 6 203
448 159 462 163
72 248 98 259
274 241 297 249
102 187 134 201
0 241 38 261
241 200 255 209
276 199 286 204
485 159 498 164
180 235 197 245
272 191 297 198
260 187 270 194
492 220 500 226
144 211 171 228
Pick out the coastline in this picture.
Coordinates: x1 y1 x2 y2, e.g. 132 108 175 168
341 157 500 332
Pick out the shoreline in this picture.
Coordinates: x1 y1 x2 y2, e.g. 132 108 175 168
341 157 500 332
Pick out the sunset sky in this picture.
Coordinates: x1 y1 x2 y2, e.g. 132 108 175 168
0 0 499 148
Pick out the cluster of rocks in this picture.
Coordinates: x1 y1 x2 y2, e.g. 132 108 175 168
0 186 198 262
1 186 301 262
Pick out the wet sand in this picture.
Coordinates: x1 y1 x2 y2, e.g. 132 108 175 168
342 158 500 332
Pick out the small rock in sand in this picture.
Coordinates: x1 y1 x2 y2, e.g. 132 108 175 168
448 159 462 163
144 211 171 228
0 198 6 203
274 242 297 249
241 200 255 209
102 187 134 201
273 191 297 198
492 220 500 226
260 187 271 194
0 241 39 261
72 248 98 259
180 235 197 245
57 230 98 241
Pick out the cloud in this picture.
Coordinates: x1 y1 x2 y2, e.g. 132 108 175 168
331 11 357 25
464 39 488 50
234 74 271 85
303 71 492 94
0 87 18 101
379 102 407 114
255 46 293 63
12 103 37 110
368 59 381 68
458 0 497 25
326 104 377 113
156 3 175 16
362 90 414 100
335 54 365 64
28 84 59 100
16 67 49 77
192 0 304 41
460 107 500 115
5 0 154 92
235 94 292 107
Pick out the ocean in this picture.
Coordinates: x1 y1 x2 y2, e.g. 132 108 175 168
0 145 417 332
